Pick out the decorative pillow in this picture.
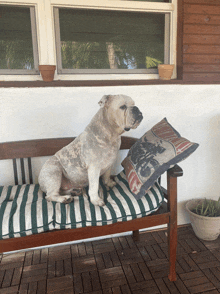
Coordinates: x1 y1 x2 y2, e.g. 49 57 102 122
121 118 199 200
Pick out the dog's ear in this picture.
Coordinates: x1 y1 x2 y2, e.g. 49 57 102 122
98 95 111 108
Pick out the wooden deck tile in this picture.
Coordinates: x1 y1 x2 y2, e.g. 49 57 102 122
117 247 143 265
122 264 136 284
1 268 13 288
93 242 115 255
174 277 191 294
18 283 28 293
20 273 47 285
147 260 170 279
0 285 19 293
94 254 105 270
202 268 220 289
1 252 25 265
90 270 102 292
11 267 22 286
47 275 73 292
99 266 127 289
137 246 151 262
187 282 216 294
32 249 41 265
37 279 47 293
22 263 47 278
155 278 170 294
24 251 33 267
129 280 160 294
163 277 181 294
72 255 97 273
40 248 49 264
102 252 114 268
73 272 83 293
112 238 123 251
1 225 220 293
64 258 72 276
125 235 136 248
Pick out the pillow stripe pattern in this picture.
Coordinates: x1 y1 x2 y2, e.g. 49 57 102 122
0 171 164 240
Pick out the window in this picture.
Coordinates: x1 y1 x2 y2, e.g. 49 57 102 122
0 0 177 81
55 8 170 74
0 5 39 74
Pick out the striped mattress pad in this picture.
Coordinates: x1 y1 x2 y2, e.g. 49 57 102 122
0 171 164 240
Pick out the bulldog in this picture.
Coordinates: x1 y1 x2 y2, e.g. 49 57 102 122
38 94 143 206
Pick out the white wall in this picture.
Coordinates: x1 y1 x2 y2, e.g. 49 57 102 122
1 84 220 226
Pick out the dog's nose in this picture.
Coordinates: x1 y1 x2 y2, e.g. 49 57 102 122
132 106 143 121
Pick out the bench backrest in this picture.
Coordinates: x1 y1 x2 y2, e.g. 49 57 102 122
0 136 138 185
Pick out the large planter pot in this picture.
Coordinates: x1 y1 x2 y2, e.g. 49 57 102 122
158 64 174 80
186 199 220 241
39 65 56 82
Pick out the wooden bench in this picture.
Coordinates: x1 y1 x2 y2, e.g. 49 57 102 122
0 136 183 281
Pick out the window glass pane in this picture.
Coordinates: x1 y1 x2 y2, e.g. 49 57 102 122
58 9 165 70
0 5 35 70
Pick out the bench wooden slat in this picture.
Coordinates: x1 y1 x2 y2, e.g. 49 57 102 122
0 136 138 160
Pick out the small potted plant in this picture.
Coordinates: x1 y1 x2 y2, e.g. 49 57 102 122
158 64 174 80
186 198 220 241
39 65 56 82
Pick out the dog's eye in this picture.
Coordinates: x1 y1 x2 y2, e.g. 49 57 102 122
120 105 127 110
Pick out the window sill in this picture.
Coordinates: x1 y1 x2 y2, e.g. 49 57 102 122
1 79 220 88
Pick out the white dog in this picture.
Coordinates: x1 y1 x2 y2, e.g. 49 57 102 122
38 95 143 206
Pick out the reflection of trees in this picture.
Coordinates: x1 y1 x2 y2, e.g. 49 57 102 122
61 38 163 70
106 42 118 69
59 8 165 70
0 40 34 69
0 5 34 70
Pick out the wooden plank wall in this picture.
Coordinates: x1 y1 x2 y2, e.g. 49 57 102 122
182 0 220 82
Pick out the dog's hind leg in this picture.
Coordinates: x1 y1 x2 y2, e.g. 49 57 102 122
38 156 74 204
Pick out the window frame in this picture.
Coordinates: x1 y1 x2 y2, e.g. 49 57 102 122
0 0 177 81
0 4 39 75
54 7 170 75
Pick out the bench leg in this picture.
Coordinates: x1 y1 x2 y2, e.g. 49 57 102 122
168 219 177 281
167 174 178 282
132 230 140 241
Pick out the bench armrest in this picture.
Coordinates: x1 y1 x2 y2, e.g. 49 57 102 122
167 165 183 178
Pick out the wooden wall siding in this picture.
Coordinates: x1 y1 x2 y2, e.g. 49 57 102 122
182 0 220 82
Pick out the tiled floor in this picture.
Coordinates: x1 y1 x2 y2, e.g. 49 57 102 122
1 225 220 293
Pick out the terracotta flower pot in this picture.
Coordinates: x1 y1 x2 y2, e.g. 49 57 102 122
39 65 56 82
158 64 174 80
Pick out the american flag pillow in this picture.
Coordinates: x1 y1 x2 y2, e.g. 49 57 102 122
122 118 199 200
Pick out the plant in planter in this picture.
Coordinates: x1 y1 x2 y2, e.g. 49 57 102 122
158 64 174 80
186 198 220 241
39 65 56 82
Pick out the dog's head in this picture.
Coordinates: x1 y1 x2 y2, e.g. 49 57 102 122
99 94 143 133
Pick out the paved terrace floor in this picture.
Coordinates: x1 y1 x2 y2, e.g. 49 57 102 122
1 225 220 294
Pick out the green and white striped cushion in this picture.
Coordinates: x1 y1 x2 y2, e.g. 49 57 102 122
0 184 54 240
0 171 164 240
53 171 164 230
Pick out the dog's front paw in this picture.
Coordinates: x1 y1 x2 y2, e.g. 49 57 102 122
45 194 74 204
106 178 117 190
61 196 74 204
90 197 105 207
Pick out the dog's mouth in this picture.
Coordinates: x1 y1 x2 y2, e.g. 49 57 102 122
124 107 143 132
